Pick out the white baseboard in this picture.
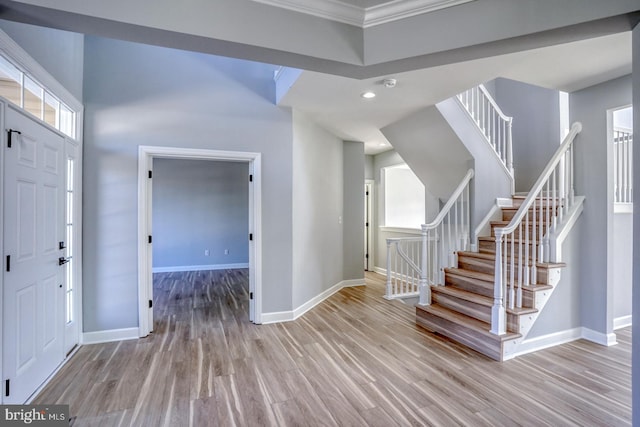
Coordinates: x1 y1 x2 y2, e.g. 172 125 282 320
81 327 140 345
513 327 583 357
514 326 619 358
152 263 249 273
373 266 387 276
261 278 365 324
614 315 632 330
582 327 617 346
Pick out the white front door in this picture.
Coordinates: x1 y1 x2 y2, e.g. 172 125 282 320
3 107 65 403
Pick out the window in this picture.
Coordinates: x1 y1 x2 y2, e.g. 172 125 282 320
0 53 76 138
383 164 425 229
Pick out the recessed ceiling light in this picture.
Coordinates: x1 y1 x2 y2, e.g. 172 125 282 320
361 91 376 99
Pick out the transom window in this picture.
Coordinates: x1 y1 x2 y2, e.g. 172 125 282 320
0 54 76 138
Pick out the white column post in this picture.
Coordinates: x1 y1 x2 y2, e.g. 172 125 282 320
491 230 506 335
418 225 430 306
385 239 393 299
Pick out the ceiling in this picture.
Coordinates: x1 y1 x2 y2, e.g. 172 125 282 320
0 1 635 156
279 32 632 154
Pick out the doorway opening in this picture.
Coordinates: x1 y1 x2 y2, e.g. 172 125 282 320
138 146 262 337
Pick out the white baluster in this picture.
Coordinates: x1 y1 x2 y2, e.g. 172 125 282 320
419 225 429 305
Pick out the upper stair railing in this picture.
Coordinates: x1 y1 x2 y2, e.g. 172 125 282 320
457 84 514 191
490 122 582 335
613 127 633 204
385 169 474 305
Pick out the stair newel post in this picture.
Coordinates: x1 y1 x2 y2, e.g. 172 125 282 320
385 239 393 299
491 229 507 335
419 224 430 306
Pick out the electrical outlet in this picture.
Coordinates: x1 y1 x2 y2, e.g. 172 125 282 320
224 249 229 255
204 249 210 256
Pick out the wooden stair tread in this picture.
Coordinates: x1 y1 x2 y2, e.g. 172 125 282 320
521 284 553 292
431 285 492 306
507 306 538 315
444 267 493 283
417 304 520 342
458 251 566 269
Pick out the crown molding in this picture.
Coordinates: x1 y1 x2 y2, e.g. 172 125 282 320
251 0 475 28
364 0 474 27
252 0 363 26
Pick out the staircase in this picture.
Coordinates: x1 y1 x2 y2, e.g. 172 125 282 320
415 195 565 361
384 84 584 361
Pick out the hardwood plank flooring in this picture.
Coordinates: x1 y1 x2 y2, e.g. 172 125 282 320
34 270 631 426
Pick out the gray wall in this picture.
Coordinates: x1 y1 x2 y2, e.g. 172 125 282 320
343 141 365 281
381 105 471 202
152 159 249 269
570 74 632 337
365 154 374 180
0 19 84 101
613 212 633 319
493 78 561 192
292 111 344 308
527 216 583 338
83 36 294 331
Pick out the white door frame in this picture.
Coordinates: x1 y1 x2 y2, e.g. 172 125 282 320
137 146 262 337
365 180 375 271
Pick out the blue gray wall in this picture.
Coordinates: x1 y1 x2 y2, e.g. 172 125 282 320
152 159 249 270
571 74 632 338
493 78 561 193
0 19 84 101
82 36 294 331
292 111 344 308
343 141 365 281
613 212 632 319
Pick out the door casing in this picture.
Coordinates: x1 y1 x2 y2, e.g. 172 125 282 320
137 146 262 337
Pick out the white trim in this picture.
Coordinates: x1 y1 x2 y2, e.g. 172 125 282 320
510 327 583 358
152 263 249 273
261 279 365 324
81 328 140 345
138 146 262 336
250 0 474 28
549 196 585 262
380 226 422 234
365 179 375 271
614 315 632 329
614 203 633 214
511 326 619 358
374 266 387 276
364 0 474 27
582 327 617 346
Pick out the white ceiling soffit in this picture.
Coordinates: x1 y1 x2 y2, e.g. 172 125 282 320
250 0 475 28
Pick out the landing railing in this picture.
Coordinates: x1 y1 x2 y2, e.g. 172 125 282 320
491 122 582 335
614 128 633 204
457 84 514 185
385 169 474 305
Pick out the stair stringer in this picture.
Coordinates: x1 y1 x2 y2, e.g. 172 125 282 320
436 97 512 239
503 196 585 360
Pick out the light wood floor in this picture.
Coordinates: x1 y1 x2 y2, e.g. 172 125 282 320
35 270 631 426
